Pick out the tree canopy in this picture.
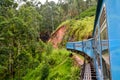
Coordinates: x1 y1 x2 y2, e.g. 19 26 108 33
0 0 97 79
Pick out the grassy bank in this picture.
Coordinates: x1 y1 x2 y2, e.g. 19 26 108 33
23 42 80 80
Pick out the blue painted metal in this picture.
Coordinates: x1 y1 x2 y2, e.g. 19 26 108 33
101 40 108 51
66 0 120 80
66 38 93 58
105 0 120 80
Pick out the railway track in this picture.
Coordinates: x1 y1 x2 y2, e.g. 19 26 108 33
82 63 97 80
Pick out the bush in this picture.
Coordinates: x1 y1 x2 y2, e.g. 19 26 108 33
70 66 80 80
75 6 96 19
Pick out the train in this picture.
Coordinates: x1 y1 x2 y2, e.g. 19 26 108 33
66 0 120 80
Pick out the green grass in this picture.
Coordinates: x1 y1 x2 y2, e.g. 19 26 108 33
23 45 80 80
47 48 80 80
48 57 72 80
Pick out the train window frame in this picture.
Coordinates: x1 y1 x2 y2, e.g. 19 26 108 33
100 5 108 40
100 5 111 80
100 6 106 29
100 5 108 41
94 26 99 50
100 5 107 33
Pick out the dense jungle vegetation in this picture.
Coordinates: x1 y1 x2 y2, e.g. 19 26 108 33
0 0 97 80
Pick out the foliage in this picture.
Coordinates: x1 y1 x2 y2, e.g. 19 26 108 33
23 47 80 80
79 6 96 19
38 0 97 41
0 0 96 80
50 6 96 47
59 16 95 46
0 0 42 79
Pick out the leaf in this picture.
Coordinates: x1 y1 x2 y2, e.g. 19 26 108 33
0 37 5 40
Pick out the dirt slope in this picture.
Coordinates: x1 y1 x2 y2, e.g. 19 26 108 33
48 25 67 48
48 25 84 66
72 54 84 66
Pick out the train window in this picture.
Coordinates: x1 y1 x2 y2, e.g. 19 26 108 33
101 46 111 80
100 6 111 80
100 7 106 28
94 27 99 52
101 27 107 40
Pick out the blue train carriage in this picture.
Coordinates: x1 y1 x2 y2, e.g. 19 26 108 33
93 0 120 80
66 38 93 58
66 0 120 80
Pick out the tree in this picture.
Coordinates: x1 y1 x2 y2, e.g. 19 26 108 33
0 1 42 79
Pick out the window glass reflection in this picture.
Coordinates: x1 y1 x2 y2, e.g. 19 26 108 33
101 25 111 80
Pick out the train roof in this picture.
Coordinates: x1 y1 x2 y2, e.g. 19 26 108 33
92 0 103 36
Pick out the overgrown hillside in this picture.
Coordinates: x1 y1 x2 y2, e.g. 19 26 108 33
49 16 95 47
23 43 80 80
61 16 94 46
49 6 96 47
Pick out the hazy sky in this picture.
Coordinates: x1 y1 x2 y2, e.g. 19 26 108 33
15 0 59 10
40 0 58 4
